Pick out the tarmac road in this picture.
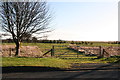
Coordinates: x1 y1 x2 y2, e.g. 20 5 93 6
2 63 120 79
2 70 119 78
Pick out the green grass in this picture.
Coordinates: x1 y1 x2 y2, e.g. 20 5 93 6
2 56 119 69
2 42 118 47
22 43 69 54
62 56 120 64
94 56 120 63
2 57 71 69
2 42 120 69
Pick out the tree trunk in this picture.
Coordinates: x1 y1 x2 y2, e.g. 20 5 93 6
15 42 20 56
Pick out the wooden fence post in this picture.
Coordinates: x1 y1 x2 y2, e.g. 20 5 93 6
98 46 103 58
98 46 101 58
9 48 12 57
101 48 104 58
102 49 105 57
51 46 54 56
99 46 101 57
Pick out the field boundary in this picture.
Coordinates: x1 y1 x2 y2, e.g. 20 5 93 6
68 45 120 58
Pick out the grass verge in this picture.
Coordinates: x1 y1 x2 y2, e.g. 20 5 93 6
2 57 71 69
2 56 120 69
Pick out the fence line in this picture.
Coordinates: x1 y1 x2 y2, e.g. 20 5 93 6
2 45 119 58
68 45 119 58
2 46 43 57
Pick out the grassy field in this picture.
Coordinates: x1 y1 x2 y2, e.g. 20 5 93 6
2 42 119 54
1 42 120 69
2 56 120 69
2 57 71 69
77 42 119 47
2 42 119 47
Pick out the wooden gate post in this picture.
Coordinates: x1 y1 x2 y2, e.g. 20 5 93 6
99 46 101 57
98 46 102 58
51 45 54 56
102 49 105 57
9 48 12 57
98 46 104 58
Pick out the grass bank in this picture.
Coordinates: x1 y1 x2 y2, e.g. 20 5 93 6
2 57 71 69
2 56 120 69
64 56 120 64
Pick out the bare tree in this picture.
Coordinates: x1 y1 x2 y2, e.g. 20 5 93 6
22 32 32 42
0 1 52 56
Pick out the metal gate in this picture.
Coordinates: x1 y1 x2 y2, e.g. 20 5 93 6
53 45 83 58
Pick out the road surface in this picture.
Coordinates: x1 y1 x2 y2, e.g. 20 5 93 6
2 63 120 79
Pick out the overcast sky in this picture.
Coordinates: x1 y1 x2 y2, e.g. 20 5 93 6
46 0 118 41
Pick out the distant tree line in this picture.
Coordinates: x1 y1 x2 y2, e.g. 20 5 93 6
107 41 120 44
2 39 93 44
2 38 120 44
70 41 93 45
2 38 67 44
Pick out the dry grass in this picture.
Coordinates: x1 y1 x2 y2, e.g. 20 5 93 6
0 44 43 57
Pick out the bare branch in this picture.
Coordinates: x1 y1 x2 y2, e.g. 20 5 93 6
0 1 52 56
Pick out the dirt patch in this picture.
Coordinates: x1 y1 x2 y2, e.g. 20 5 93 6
0 45 43 57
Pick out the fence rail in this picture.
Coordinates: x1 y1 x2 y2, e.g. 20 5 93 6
1 44 119 58
68 45 120 58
